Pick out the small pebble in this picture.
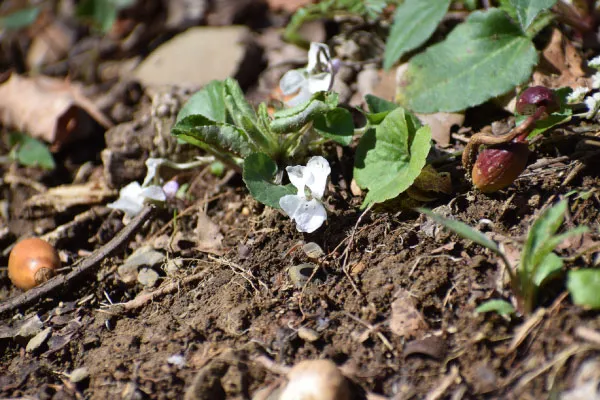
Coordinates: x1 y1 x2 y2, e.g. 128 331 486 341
69 367 90 383
137 268 160 287
297 327 320 342
26 327 51 352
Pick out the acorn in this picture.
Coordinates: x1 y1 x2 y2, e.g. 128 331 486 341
471 142 530 193
8 238 60 290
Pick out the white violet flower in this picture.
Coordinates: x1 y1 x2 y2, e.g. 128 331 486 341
279 42 335 107
107 181 166 217
592 72 600 89
279 156 331 233
588 55 600 69
567 86 590 103
584 92 600 119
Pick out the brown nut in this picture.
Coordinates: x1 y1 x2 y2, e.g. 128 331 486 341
8 238 60 290
472 142 530 193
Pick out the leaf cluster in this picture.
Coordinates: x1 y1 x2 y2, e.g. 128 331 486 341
171 78 353 209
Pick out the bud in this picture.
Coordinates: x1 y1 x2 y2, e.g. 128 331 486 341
472 142 530 193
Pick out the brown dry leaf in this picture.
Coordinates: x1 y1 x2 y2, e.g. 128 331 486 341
389 289 429 338
415 112 465 146
193 212 224 255
24 180 116 213
532 28 591 89
26 21 76 70
0 73 112 149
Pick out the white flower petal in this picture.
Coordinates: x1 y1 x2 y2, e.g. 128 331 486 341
307 42 331 72
589 55 600 69
142 158 164 187
280 194 304 219
286 165 308 197
107 197 144 217
305 156 330 199
140 185 167 202
308 72 333 93
108 182 145 216
292 199 327 233
285 86 313 107
593 72 600 89
567 86 590 103
280 69 307 96
279 195 327 233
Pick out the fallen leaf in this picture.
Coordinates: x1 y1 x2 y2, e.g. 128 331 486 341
415 111 465 146
24 180 116 213
194 213 224 255
0 73 112 149
532 28 591 89
389 289 428 338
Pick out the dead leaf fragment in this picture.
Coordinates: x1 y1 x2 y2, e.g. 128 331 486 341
194 213 224 255
0 73 112 149
532 28 591 89
389 289 429 338
24 180 116 213
416 112 465 146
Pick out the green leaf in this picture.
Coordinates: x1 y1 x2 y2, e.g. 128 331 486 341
242 153 296 209
521 200 567 274
383 0 451 70
313 108 354 146
172 115 255 158
176 80 227 123
354 107 430 208
0 7 40 30
362 94 399 125
396 8 537 113
567 269 600 309
417 208 502 254
531 226 589 272
366 94 398 114
76 0 134 32
475 299 516 316
270 92 338 133
509 0 557 32
8 133 55 170
532 252 563 287
223 78 276 154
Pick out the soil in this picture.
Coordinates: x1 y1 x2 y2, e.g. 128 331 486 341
1 1 600 400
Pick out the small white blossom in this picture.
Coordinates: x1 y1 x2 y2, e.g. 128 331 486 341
584 92 600 119
589 55 600 69
107 182 166 217
279 156 331 233
567 86 590 103
592 72 600 89
279 43 335 107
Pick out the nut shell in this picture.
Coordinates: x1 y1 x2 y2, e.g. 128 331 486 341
8 238 60 290
472 142 530 193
